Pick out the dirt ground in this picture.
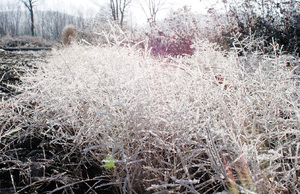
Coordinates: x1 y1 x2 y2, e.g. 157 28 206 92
0 48 117 193
0 50 49 98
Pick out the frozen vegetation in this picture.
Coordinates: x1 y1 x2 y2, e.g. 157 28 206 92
0 31 299 193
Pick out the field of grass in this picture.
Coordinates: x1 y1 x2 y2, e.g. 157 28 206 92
0 37 299 193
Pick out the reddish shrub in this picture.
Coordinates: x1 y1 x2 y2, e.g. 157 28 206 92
145 6 199 57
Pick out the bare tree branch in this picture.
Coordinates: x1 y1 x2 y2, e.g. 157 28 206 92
136 0 166 27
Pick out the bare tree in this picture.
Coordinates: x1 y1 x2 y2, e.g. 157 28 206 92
0 2 23 36
109 0 132 27
137 0 166 27
20 0 41 36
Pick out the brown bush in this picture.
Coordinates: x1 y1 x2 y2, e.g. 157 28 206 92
62 25 76 45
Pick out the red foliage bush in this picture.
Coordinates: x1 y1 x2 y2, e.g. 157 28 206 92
145 6 200 57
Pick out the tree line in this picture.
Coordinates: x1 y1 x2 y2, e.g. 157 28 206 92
0 0 299 54
0 0 85 40
0 0 169 38
0 9 84 40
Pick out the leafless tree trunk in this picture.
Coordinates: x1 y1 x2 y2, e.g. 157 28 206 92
15 5 22 36
110 0 118 21
109 0 132 27
21 0 40 36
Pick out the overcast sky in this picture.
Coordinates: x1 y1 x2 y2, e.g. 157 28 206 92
0 0 221 25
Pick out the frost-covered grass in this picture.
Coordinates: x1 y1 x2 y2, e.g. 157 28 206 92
1 39 299 193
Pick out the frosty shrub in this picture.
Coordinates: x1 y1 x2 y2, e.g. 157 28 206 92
143 6 234 57
0 35 299 193
212 0 300 55
62 24 77 45
144 6 200 57
79 21 135 47
98 22 133 46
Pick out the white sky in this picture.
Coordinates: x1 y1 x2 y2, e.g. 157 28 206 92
0 0 222 25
